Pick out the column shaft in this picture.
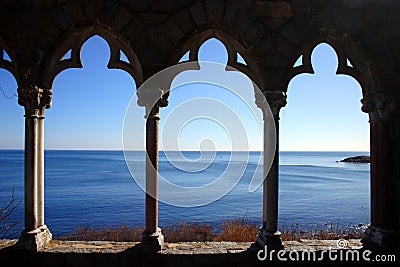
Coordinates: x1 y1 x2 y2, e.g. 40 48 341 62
369 122 379 225
263 118 279 232
363 117 395 247
145 116 159 233
376 121 394 228
24 111 39 231
37 112 45 227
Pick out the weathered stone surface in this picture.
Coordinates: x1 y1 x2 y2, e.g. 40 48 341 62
0 239 381 267
15 226 52 252
161 19 185 42
227 0 254 10
204 0 225 26
121 17 145 40
99 0 120 25
234 12 253 38
242 20 264 48
252 34 274 58
66 0 86 26
53 7 72 31
110 6 132 32
33 0 56 9
254 1 294 19
121 0 150 11
222 4 238 30
188 1 207 27
83 0 103 22
37 15 61 41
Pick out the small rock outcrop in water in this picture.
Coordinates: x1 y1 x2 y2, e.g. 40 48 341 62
339 155 370 163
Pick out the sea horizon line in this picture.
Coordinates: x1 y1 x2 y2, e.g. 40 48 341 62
0 149 370 153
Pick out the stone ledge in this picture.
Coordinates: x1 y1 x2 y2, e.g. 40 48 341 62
0 239 362 253
3 239 396 267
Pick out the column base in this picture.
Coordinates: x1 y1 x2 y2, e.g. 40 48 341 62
362 224 395 248
16 225 52 251
256 228 283 250
140 227 164 252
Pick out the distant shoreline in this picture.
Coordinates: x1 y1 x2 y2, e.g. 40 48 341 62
339 155 370 164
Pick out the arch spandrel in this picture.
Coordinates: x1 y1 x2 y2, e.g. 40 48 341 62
0 48 16 81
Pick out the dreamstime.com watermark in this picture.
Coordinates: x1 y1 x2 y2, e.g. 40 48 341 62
257 239 397 262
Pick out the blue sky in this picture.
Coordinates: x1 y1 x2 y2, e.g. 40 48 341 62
0 36 369 151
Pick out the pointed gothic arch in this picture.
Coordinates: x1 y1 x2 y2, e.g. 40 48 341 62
41 26 143 90
168 29 264 91
286 35 376 106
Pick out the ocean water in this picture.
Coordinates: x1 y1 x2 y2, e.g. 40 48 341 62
0 150 370 238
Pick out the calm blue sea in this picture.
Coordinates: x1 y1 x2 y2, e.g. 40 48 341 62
0 150 370 238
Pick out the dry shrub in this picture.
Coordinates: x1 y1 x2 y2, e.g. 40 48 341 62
60 219 365 242
213 217 258 242
0 187 21 239
163 220 214 242
280 222 365 241
61 225 143 242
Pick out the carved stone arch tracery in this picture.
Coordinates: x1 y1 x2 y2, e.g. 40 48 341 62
42 25 143 89
285 35 377 116
168 29 264 91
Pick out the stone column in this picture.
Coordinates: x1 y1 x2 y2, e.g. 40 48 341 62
256 90 286 249
16 86 52 251
362 96 396 247
37 108 45 228
140 90 169 252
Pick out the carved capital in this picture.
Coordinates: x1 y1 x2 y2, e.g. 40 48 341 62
263 90 287 119
18 86 52 112
361 94 396 123
137 87 170 119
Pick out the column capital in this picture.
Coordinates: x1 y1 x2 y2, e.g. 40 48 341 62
256 90 287 119
361 94 397 123
18 86 52 113
137 87 170 120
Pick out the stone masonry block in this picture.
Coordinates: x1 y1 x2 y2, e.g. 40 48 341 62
83 0 102 22
234 11 252 38
162 19 185 42
222 4 238 30
174 9 195 35
53 7 71 31
33 0 55 9
121 0 150 11
66 0 86 26
188 1 207 27
110 5 132 32
204 0 225 26
99 0 120 25
38 15 61 41
252 34 274 58
242 20 265 48
121 16 145 41
254 1 294 19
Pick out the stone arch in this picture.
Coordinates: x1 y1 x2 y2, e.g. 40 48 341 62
0 38 18 102
168 29 264 90
285 34 376 113
41 25 143 89
0 38 16 82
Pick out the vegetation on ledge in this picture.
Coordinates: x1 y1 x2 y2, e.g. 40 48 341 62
60 217 365 242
